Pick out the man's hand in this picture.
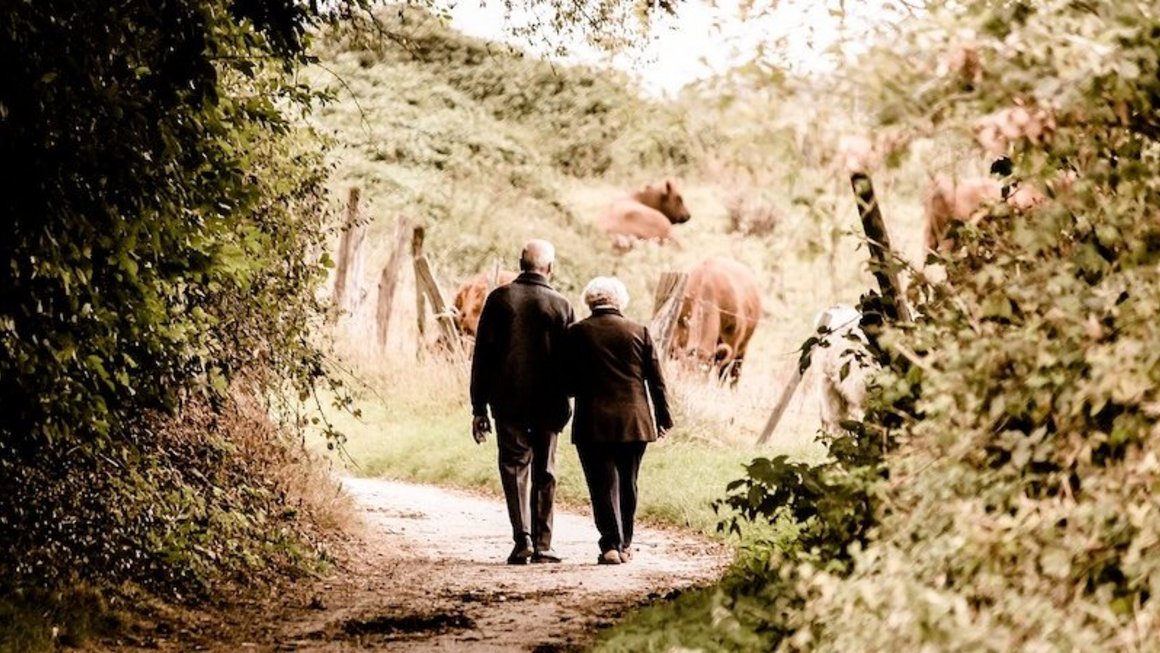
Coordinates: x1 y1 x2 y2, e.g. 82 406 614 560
658 425 671 439
472 415 492 444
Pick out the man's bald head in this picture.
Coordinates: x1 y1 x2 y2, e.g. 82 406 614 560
519 239 555 276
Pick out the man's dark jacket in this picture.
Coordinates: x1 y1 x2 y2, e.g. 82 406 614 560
470 272 575 432
566 307 673 444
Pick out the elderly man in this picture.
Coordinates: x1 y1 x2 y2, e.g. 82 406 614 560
567 276 672 565
470 239 575 564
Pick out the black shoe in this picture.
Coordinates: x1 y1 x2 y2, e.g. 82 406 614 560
507 536 534 565
531 549 562 563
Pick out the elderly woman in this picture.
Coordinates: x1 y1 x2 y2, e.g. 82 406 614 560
566 276 673 565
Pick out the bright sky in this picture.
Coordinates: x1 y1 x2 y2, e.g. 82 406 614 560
443 0 897 96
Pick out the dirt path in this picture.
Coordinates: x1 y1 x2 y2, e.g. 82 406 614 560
120 477 730 652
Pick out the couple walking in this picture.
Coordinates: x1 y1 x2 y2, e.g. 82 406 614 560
469 239 673 565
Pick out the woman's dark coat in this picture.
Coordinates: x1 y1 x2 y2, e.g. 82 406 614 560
566 307 672 444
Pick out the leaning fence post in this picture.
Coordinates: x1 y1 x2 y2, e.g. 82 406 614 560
413 254 463 361
411 226 427 357
756 364 805 445
375 216 411 352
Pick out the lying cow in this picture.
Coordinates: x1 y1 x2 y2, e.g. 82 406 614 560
922 173 1045 254
598 179 691 250
812 305 872 434
451 269 518 340
672 257 762 386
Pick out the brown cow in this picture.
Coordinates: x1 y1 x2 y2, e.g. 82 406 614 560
672 257 762 386
922 175 1045 254
598 179 691 250
452 269 518 339
973 104 1055 157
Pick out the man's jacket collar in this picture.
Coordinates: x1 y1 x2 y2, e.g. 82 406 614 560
515 271 552 289
591 306 623 317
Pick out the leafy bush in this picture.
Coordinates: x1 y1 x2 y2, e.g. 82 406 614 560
0 0 353 643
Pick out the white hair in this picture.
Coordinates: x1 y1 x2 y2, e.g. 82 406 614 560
520 239 555 273
582 276 630 311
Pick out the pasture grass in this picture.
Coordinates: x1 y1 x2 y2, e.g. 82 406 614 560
311 348 828 535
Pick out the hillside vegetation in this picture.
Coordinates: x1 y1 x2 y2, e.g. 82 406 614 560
306 7 707 288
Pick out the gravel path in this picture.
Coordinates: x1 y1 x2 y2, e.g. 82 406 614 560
115 477 730 652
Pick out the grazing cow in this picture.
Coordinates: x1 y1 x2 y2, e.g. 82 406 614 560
812 305 872 434
598 179 691 250
974 104 1055 157
672 257 762 386
452 269 518 339
922 174 1045 254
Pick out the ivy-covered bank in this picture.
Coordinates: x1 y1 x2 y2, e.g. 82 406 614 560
0 2 356 648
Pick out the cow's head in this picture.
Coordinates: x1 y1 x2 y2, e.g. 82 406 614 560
672 310 735 383
452 292 476 337
640 179 692 225
451 270 517 340
678 342 737 385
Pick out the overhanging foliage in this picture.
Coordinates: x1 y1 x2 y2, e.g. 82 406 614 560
0 0 348 606
706 1 1160 650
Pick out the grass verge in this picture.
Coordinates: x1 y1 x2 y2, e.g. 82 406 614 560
312 352 827 537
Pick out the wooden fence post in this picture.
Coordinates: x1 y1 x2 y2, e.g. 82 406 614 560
649 271 687 360
413 254 463 360
333 186 368 315
375 216 411 352
756 364 805 445
412 226 427 356
850 172 912 324
487 260 502 292
409 225 464 361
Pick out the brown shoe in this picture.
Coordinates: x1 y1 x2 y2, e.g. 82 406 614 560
597 549 622 565
620 547 633 563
